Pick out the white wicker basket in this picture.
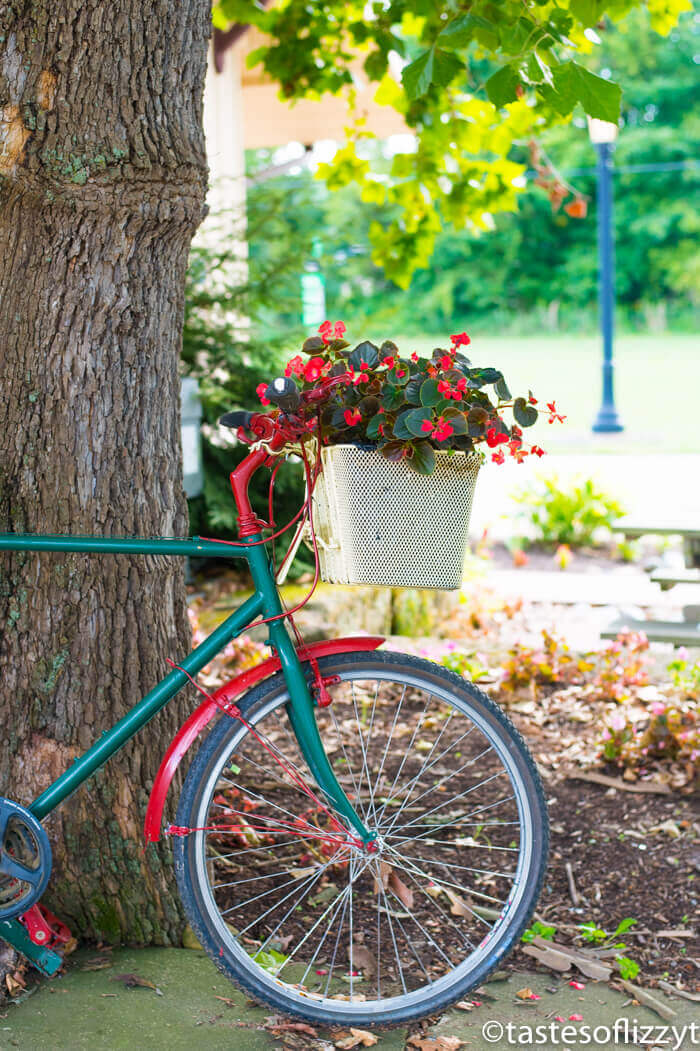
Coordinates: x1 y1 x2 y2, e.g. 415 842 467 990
311 445 481 589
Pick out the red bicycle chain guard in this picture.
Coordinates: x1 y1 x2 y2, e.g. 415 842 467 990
20 903 72 950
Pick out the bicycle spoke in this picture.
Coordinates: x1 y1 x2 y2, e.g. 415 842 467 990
385 850 485 942
380 745 496 838
177 656 546 1024
387 844 513 907
387 772 509 838
377 722 478 833
372 687 434 827
327 703 369 823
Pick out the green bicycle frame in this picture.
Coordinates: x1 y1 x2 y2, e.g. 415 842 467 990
0 532 370 842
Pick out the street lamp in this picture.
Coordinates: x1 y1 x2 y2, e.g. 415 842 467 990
588 116 624 433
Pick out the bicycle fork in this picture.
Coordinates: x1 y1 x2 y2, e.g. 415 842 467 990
251 549 375 849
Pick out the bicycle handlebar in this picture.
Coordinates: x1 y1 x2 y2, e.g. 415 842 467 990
219 372 350 447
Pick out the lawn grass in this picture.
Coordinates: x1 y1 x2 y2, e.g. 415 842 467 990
399 332 699 454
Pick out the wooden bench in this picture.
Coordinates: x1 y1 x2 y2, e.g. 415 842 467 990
605 517 700 646
650 567 700 591
601 617 700 646
613 517 700 568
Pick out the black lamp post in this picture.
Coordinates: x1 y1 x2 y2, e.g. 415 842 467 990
589 117 624 433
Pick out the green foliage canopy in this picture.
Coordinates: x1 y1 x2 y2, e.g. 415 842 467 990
214 0 690 285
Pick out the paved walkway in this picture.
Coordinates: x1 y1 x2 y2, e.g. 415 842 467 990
3 948 697 1050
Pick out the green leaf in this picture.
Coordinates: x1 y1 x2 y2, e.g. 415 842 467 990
614 918 637 937
495 376 512 401
348 340 379 370
615 955 640 981
408 441 436 475
550 62 622 122
404 378 422 405
467 367 502 389
402 50 433 101
419 379 441 407
252 947 288 974
485 64 521 108
570 0 607 25
382 386 406 411
442 411 467 435
405 407 433 437
366 414 383 440
513 397 539 427
392 409 416 440
385 363 411 387
438 13 491 49
402 47 463 101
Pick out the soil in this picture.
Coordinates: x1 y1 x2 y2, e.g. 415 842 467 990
530 775 699 984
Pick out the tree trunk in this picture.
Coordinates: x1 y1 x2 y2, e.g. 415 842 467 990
0 0 210 946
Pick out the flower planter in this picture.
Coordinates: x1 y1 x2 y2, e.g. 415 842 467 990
312 444 481 589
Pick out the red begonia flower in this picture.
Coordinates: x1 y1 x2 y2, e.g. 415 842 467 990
284 355 305 377
450 332 471 348
304 356 326 382
256 382 270 406
343 408 362 426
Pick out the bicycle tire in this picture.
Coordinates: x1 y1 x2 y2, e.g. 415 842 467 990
173 650 548 1028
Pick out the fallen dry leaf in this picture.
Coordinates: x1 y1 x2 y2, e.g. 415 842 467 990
388 869 414 910
407 1036 464 1050
335 1027 378 1048
352 943 377 976
81 956 113 971
444 888 471 918
111 973 163 996
267 1020 318 1037
373 861 392 894
516 986 537 1000
5 974 23 996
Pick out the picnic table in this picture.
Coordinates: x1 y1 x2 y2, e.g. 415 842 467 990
601 516 700 647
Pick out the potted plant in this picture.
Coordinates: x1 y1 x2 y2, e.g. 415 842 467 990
259 321 564 589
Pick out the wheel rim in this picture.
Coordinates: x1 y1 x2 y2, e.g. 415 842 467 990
190 664 538 1018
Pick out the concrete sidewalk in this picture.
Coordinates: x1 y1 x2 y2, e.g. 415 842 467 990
3 947 697 1050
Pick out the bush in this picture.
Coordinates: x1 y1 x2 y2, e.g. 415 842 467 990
513 475 625 547
181 181 315 565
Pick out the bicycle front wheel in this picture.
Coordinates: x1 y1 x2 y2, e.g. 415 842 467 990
173 651 548 1027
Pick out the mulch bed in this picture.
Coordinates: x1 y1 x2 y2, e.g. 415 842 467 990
530 774 699 984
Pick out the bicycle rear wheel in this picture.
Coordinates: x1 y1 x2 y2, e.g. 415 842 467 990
173 651 548 1027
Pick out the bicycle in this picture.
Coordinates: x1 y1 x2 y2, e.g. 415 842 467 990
0 374 548 1028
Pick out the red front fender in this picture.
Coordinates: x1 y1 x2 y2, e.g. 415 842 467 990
143 635 384 842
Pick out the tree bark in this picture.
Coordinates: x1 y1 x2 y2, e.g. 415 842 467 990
0 1 210 945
